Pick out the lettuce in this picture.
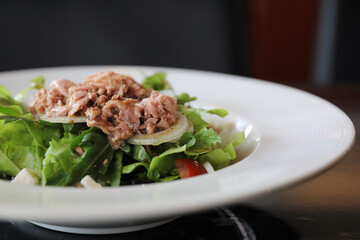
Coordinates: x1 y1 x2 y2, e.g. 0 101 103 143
0 117 61 178
178 105 228 132
64 132 112 186
97 151 123 186
179 108 210 132
199 132 245 169
122 162 149 174
0 85 11 98
158 175 179 182
42 140 71 186
121 144 151 163
181 129 221 155
0 85 28 114
148 145 186 180
176 93 197 105
0 105 24 117
206 108 228 118
0 101 47 178
42 128 90 185
42 126 121 186
147 128 222 180
0 149 20 177
15 75 44 101
142 73 171 90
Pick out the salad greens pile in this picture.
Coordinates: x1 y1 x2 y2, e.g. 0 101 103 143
0 73 244 186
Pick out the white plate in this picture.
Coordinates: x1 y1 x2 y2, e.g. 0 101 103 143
0 66 355 232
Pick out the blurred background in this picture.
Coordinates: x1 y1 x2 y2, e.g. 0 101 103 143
0 1 359 239
0 0 359 88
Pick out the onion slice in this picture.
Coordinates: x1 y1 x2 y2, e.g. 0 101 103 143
39 112 193 146
127 112 192 146
202 161 215 173
39 115 87 123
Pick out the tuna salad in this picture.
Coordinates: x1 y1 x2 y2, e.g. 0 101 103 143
29 71 177 149
0 71 245 187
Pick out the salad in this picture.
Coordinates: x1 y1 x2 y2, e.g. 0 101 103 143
0 71 244 187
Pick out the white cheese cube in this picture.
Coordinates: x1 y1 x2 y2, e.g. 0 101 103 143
80 175 102 188
11 168 39 185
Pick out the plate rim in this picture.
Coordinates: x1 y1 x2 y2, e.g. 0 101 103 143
0 65 355 223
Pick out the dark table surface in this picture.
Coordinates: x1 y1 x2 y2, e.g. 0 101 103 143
0 85 359 240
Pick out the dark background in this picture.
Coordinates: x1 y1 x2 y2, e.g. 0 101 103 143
0 0 359 86
0 1 247 75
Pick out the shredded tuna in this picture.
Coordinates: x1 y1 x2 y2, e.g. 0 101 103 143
86 99 143 148
50 79 76 98
140 91 177 134
85 71 151 99
29 71 177 149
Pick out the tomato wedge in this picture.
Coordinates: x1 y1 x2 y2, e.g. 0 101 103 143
174 159 207 179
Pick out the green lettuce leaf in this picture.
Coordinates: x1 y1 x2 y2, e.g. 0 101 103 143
15 120 62 149
0 118 60 177
192 128 221 147
122 162 149 174
7 146 44 177
178 106 210 132
147 145 186 180
43 127 121 186
97 150 114 175
184 128 221 155
158 175 179 182
42 141 71 186
41 130 81 185
97 151 123 186
0 85 11 98
206 108 228 117
0 105 24 117
0 85 28 113
50 139 76 172
142 72 171 90
198 148 232 170
176 93 197 105
42 127 113 186
69 127 100 152
177 131 196 148
65 132 112 186
121 144 151 163
147 128 222 180
178 105 228 132
41 153 67 185
15 75 44 101
177 129 221 155
199 131 245 169
0 149 20 177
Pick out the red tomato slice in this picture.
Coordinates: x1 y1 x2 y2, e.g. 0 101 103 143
174 159 207 179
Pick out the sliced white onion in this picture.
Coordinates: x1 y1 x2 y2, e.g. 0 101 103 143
39 115 87 123
39 112 192 146
202 161 215 173
127 112 192 146
185 119 194 133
